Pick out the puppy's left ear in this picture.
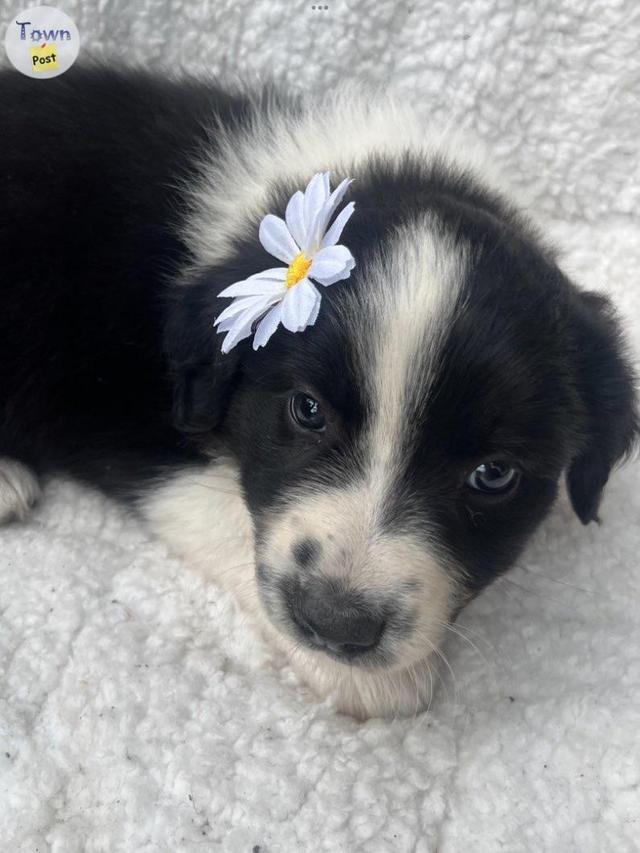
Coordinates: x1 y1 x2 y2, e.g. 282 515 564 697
566 290 638 524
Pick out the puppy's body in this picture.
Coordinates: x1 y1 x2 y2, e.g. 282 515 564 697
0 68 240 490
1 67 636 718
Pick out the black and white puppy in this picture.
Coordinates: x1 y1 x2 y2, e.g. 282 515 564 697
1 66 637 718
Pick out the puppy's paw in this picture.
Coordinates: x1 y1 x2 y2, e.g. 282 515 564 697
0 459 41 523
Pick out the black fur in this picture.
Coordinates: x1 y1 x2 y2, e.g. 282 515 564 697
565 291 638 523
0 65 253 494
0 63 637 626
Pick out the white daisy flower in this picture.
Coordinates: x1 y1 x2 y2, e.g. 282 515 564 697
214 171 356 353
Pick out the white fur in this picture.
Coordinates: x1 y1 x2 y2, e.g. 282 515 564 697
0 458 40 524
182 83 509 272
352 215 470 487
257 481 453 718
140 464 444 719
139 461 257 607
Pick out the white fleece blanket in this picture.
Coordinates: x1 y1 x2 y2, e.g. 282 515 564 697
2 2 640 850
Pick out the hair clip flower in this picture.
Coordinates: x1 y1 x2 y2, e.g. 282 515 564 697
214 172 356 353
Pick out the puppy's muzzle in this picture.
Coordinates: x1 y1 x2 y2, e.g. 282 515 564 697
287 583 386 659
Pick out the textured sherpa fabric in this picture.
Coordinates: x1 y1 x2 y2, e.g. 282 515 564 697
1 2 639 851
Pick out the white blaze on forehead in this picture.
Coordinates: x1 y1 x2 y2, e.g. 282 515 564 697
349 217 470 510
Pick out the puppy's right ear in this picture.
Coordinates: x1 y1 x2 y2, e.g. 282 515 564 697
566 290 638 523
164 273 242 437
172 355 240 436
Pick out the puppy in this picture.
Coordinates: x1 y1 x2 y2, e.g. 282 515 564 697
0 65 637 718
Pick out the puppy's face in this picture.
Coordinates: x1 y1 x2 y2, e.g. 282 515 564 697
172 172 637 716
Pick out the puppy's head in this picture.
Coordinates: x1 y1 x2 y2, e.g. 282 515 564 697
169 161 638 715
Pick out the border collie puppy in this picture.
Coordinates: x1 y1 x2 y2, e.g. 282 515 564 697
1 66 637 718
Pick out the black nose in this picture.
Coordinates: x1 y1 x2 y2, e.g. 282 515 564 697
289 586 385 658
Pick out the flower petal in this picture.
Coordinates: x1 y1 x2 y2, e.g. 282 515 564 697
307 292 322 327
303 177 353 254
253 303 283 350
216 316 239 333
219 306 263 353
321 201 355 248
308 244 356 286
246 267 289 282
214 293 275 326
259 215 300 264
218 270 287 299
326 176 352 217
302 173 329 242
285 191 307 250
281 279 321 333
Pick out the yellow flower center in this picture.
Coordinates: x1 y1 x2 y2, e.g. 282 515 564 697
285 252 312 289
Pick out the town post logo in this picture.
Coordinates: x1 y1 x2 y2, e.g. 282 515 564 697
5 6 80 78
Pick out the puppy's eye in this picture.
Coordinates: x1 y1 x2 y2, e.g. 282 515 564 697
466 462 518 494
289 392 325 431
